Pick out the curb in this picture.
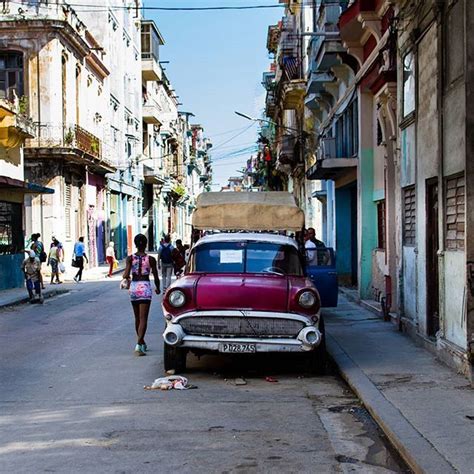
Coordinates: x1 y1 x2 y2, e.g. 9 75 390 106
0 287 70 309
326 334 457 474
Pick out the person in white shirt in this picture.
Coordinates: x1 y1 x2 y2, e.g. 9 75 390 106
106 242 116 278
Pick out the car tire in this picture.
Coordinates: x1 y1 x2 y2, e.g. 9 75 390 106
163 343 187 373
308 316 327 375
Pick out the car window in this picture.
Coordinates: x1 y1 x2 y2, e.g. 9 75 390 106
189 241 303 276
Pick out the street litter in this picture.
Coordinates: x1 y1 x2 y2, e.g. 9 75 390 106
144 375 197 390
234 377 247 386
265 376 278 383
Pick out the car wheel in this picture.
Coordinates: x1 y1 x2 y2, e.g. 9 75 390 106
308 316 327 375
163 343 187 373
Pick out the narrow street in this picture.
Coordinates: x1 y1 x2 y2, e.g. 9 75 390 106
0 281 407 474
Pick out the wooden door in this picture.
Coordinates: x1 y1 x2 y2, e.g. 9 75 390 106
426 179 439 336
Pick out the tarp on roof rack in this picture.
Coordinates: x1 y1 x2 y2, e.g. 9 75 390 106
192 191 304 231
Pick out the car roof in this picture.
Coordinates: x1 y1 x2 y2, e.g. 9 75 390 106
193 232 299 249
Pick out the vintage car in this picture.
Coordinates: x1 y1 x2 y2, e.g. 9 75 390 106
161 192 337 373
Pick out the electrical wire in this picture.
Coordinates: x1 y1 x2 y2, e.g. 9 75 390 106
210 122 256 152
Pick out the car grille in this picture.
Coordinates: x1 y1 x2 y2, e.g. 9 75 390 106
179 316 304 338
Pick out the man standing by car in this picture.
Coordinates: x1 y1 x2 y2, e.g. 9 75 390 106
158 234 174 291
307 227 325 248
73 237 88 282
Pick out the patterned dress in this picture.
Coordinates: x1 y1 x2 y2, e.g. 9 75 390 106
129 254 153 302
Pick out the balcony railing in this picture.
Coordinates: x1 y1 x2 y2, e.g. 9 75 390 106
27 123 100 156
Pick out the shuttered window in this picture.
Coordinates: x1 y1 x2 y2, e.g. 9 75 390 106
377 199 386 249
65 183 72 240
445 174 464 250
403 186 416 245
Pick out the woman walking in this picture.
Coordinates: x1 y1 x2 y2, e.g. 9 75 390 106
105 242 116 278
48 240 62 284
122 234 160 356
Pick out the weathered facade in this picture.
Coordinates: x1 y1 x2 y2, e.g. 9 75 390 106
262 0 474 380
0 2 212 277
0 99 48 290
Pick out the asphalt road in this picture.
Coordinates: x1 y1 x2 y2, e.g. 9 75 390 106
0 278 408 474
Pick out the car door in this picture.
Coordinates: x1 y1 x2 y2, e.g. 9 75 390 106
305 247 338 307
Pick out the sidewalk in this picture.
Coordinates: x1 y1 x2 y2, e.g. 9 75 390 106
0 259 127 309
324 295 474 474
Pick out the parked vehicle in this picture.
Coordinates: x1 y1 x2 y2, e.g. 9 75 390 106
161 192 337 373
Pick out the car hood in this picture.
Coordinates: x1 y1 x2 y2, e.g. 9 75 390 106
195 274 289 312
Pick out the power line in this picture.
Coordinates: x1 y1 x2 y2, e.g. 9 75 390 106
25 2 285 12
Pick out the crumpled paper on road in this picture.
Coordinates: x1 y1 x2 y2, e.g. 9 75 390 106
144 375 191 391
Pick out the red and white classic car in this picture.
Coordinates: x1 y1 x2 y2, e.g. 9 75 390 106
162 192 333 374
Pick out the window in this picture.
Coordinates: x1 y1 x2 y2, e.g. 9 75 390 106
189 241 303 276
0 201 23 255
402 51 415 117
445 0 464 88
403 186 416 245
141 22 161 62
377 200 386 249
445 174 464 250
65 183 72 240
0 51 24 101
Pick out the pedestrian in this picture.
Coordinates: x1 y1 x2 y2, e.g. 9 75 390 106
30 233 47 289
304 230 318 266
121 234 160 356
158 234 174 291
48 239 62 284
307 227 325 248
173 239 187 277
73 236 88 282
105 242 116 278
22 250 43 303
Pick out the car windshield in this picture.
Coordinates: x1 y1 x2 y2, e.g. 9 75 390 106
188 241 303 276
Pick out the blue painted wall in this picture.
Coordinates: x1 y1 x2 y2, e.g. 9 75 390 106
0 254 25 290
335 186 353 278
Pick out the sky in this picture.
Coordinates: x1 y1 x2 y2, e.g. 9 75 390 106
144 0 283 188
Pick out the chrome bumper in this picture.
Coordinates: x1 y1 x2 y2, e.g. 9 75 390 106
163 310 322 353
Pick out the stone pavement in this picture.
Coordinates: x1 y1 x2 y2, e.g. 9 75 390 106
0 259 127 309
324 295 474 474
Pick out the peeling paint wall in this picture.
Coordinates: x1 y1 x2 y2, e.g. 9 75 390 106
415 23 439 336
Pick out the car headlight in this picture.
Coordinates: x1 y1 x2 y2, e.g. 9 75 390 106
298 291 317 309
168 290 186 308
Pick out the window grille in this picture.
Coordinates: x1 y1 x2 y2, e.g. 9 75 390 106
403 186 416 245
445 174 464 250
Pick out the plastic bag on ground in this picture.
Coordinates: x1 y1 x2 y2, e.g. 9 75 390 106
144 375 190 390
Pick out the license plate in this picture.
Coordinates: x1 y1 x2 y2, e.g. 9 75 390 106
219 343 257 353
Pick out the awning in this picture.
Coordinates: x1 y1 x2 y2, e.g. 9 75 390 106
0 175 54 194
192 191 304 231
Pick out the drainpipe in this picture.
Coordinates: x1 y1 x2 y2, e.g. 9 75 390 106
36 51 41 145
435 3 446 340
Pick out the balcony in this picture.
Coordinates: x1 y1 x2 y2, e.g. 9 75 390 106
25 123 115 174
306 137 358 181
307 71 335 95
143 164 166 186
265 91 277 119
142 54 161 82
278 134 300 166
0 101 34 149
142 100 161 125
281 79 305 109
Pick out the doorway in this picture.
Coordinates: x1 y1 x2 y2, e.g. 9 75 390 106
426 178 440 337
